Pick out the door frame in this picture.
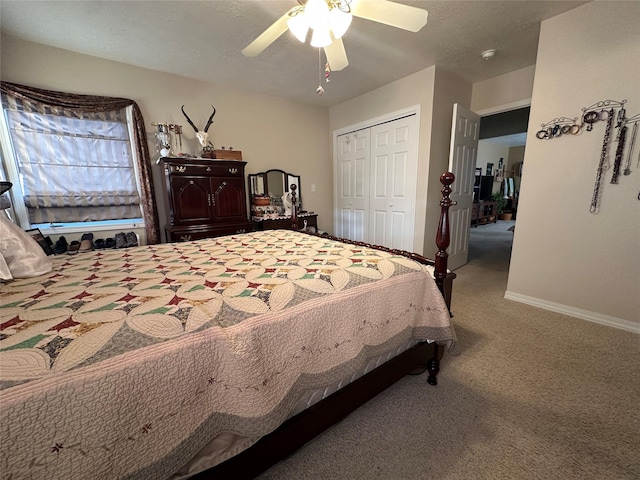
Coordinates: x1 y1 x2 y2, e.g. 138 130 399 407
458 100 531 271
332 105 422 247
474 99 531 117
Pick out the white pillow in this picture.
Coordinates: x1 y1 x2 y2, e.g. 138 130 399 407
0 214 52 279
0 252 12 281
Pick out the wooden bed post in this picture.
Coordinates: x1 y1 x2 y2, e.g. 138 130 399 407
290 184 298 230
425 171 455 387
435 172 455 305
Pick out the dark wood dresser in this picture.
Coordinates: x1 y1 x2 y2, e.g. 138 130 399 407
252 213 318 231
159 157 251 242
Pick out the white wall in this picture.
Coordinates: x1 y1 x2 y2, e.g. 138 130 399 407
506 1 640 330
329 66 471 257
477 141 510 172
472 65 535 114
1 35 333 239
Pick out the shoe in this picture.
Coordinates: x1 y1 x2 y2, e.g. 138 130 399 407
78 233 94 253
125 232 138 247
53 236 68 255
105 237 116 249
115 232 127 249
67 241 80 255
94 238 105 249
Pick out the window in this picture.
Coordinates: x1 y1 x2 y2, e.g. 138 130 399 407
1 98 143 230
0 82 159 244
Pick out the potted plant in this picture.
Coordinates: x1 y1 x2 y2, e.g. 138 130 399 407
491 193 512 221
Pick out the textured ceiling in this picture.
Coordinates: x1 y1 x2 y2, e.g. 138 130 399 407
0 0 589 107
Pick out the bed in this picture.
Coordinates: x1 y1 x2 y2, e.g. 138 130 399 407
0 173 457 480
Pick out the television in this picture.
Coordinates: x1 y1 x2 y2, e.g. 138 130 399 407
479 175 494 201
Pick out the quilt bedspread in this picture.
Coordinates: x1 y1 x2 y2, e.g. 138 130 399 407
0 229 455 479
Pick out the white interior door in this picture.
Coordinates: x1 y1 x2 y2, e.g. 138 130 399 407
447 103 480 270
335 129 370 241
369 116 418 251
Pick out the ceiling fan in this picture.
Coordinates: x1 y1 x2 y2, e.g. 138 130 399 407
242 0 428 71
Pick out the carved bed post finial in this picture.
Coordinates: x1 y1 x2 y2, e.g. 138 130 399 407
435 172 455 299
290 184 298 230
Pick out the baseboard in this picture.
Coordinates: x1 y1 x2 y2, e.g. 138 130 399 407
504 291 640 334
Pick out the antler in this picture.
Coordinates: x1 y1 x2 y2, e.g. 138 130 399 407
203 106 217 133
181 105 199 133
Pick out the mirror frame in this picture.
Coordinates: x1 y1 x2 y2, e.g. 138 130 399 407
248 169 301 207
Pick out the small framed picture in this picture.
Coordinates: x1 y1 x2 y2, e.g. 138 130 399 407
486 163 494 176
26 228 54 256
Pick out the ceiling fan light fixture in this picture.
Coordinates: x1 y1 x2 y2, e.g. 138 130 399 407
329 8 352 39
305 0 331 31
287 13 309 42
310 27 333 48
288 0 349 46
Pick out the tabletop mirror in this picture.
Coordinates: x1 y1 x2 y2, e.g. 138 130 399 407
248 169 301 218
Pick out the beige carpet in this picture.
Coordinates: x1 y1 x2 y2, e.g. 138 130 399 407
258 220 640 480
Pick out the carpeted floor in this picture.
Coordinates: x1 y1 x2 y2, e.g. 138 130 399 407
257 220 640 480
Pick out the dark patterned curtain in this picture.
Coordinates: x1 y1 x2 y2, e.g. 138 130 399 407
0 81 160 244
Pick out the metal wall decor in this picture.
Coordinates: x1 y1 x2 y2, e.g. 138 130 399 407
537 98 639 213
535 116 580 139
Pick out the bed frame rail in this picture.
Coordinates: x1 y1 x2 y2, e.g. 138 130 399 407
193 342 440 480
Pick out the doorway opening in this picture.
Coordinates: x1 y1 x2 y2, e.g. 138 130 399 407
469 106 529 267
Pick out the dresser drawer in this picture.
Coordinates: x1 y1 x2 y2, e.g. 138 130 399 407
252 214 318 231
166 223 251 242
164 162 243 177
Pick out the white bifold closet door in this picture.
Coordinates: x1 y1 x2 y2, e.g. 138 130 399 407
335 114 418 251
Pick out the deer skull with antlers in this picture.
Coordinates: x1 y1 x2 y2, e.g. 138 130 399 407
181 105 216 149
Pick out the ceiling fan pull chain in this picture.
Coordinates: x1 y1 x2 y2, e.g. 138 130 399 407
316 48 325 95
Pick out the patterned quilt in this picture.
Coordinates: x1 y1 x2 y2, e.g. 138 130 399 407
0 229 455 479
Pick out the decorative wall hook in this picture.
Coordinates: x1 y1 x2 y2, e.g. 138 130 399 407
536 116 580 139
533 97 635 212
581 99 626 131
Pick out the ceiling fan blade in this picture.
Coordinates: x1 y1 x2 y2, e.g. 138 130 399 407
351 0 428 32
324 38 349 71
242 11 292 57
